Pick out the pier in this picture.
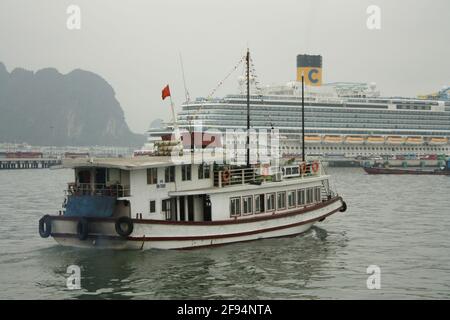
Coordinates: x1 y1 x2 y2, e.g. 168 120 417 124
325 157 445 168
0 158 61 170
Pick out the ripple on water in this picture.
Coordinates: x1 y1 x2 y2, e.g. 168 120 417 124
1 168 450 299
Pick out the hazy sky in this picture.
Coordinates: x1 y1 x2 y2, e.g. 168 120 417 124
1 0 449 134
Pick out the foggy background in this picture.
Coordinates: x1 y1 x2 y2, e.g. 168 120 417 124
0 0 449 134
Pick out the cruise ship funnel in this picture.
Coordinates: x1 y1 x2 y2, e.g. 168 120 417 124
297 54 322 86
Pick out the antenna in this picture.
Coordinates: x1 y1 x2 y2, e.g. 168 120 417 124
302 74 305 162
179 52 190 102
246 48 250 168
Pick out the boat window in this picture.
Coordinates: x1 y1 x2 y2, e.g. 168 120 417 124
162 199 171 220
198 164 211 179
277 191 286 210
149 200 156 213
254 194 265 214
314 187 322 203
242 196 253 215
297 189 305 206
182 165 191 181
77 170 91 184
266 193 275 211
288 190 296 208
230 197 241 217
95 168 107 185
147 168 157 185
306 188 314 204
165 166 175 183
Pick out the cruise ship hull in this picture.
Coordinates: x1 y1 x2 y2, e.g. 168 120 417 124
162 81 450 158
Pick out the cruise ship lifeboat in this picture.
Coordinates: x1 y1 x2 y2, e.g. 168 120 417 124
367 136 385 144
406 137 424 145
345 136 364 144
386 136 406 144
304 135 322 143
323 135 343 144
428 137 448 145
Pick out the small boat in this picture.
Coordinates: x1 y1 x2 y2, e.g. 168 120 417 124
345 136 364 144
363 161 450 175
406 136 423 144
366 136 385 144
323 135 343 143
38 157 346 249
429 137 448 145
386 136 405 144
304 135 322 143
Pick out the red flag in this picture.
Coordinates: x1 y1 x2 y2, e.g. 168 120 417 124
162 85 171 100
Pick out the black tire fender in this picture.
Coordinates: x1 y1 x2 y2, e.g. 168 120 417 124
39 215 52 238
77 217 89 241
115 216 134 238
340 201 347 212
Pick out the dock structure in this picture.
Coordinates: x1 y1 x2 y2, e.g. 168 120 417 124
284 154 448 168
325 158 445 168
0 158 61 169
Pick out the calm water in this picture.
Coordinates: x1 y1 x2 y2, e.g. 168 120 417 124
0 168 449 299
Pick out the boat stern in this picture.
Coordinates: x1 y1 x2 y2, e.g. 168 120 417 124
38 215 142 250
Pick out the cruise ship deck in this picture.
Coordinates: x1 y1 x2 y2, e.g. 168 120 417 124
147 55 450 158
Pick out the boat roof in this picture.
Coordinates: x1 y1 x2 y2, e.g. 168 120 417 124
62 156 204 170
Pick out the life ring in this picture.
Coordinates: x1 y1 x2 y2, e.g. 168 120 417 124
77 217 89 240
340 201 347 212
299 162 307 174
38 215 52 238
115 216 134 237
311 161 319 173
222 170 230 184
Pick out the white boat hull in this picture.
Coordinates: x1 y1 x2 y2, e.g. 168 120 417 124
48 197 344 250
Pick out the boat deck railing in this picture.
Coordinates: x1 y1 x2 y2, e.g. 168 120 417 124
65 183 131 197
213 161 323 188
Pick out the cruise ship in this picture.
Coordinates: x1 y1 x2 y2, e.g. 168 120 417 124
147 54 450 158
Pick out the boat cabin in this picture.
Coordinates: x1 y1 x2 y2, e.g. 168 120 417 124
62 156 332 223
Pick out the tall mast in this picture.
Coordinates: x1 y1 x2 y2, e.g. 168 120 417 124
179 52 190 102
246 49 250 168
169 94 180 140
302 74 305 162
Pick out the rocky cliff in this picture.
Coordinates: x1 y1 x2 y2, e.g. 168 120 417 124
0 62 145 147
